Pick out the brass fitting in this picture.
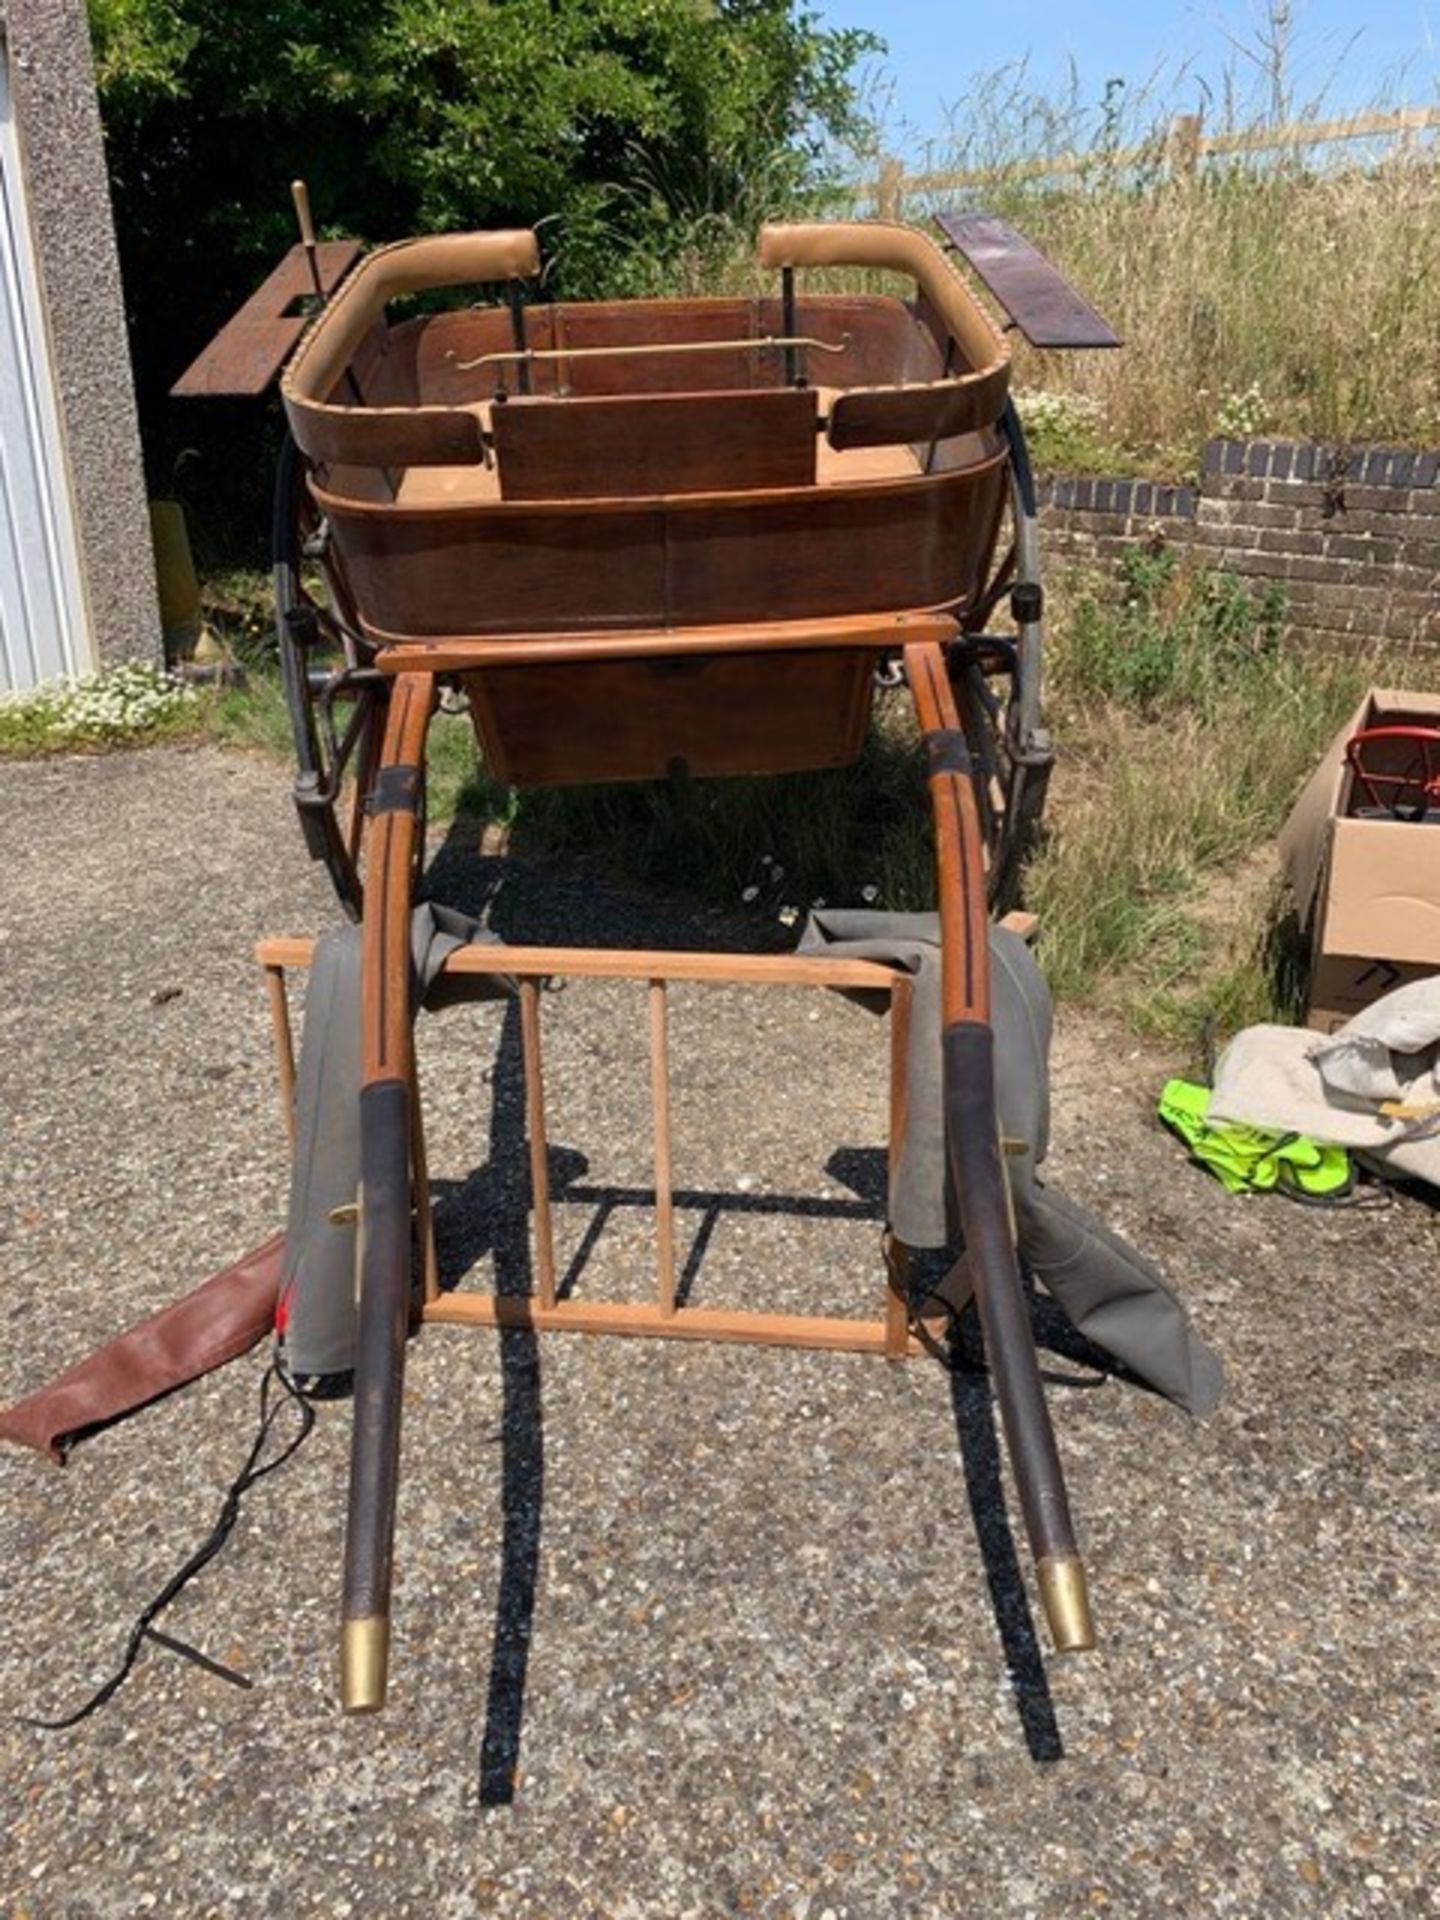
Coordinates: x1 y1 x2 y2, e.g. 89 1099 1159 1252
341 1615 389 1713
1036 1554 1096 1654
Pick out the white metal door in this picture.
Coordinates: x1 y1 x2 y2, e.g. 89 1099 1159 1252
0 47 89 693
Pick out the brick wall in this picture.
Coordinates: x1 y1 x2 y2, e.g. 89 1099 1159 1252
1037 438 1440 650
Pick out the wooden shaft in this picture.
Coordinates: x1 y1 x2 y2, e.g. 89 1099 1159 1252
343 672 435 1712
519 981 557 1309
903 641 1094 1654
904 643 989 1023
360 676 434 1084
650 981 677 1316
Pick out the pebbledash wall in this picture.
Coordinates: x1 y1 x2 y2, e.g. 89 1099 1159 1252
1 0 159 688
1037 439 1440 651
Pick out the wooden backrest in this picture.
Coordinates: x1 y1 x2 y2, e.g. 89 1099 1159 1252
492 388 817 500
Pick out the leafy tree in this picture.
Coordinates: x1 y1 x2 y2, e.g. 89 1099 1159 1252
88 0 879 437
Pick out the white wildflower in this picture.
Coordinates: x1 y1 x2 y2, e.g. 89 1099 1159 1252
1 661 194 748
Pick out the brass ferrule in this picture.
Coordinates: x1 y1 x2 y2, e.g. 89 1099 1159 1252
1036 1554 1096 1654
341 1615 390 1713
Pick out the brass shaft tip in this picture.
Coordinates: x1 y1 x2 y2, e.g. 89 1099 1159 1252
341 1615 390 1713
1037 1554 1096 1654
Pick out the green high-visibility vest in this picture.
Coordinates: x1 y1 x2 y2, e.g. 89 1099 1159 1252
1158 1078 1352 1198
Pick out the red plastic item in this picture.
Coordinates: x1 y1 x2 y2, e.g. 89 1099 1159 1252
1345 725 1440 822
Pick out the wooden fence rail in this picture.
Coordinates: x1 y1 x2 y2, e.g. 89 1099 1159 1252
867 103 1440 214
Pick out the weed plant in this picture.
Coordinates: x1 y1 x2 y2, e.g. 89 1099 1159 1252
1030 551 1440 1039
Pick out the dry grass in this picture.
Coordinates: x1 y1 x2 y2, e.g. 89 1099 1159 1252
693 143 1440 473
977 161 1438 470
1026 552 1440 1043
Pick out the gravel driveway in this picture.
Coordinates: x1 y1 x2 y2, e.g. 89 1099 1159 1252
1 744 1437 1919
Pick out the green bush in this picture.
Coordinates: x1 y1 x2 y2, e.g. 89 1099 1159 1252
90 0 877 431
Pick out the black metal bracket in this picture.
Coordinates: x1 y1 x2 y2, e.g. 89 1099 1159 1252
368 764 423 817
924 728 975 778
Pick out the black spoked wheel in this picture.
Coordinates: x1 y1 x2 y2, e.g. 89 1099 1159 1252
944 400 1055 917
272 432 390 918
946 635 1053 919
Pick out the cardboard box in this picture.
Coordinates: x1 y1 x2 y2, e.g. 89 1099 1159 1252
1278 688 1440 1031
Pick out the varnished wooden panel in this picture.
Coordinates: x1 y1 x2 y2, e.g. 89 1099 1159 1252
552 298 760 394
493 387 817 500
330 500 669 635
317 451 1007 638
658 457 1008 625
936 210 1122 350
171 241 361 397
290 400 485 469
465 647 875 785
827 365 1009 450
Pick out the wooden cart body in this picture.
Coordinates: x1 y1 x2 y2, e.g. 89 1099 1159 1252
279 223 1012 786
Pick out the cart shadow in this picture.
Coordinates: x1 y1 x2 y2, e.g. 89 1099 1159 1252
422 838 773 954
432 1130 1088 1783
423 852 1097 1782
946 1310 1066 1765
429 999 542 1806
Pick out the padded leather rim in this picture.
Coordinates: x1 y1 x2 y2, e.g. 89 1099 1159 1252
282 231 540 466
758 219 1008 380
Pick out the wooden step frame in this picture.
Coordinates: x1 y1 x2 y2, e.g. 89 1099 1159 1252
256 936 928 1359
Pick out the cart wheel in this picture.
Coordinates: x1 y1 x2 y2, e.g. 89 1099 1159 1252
272 432 392 918
950 643 1050 917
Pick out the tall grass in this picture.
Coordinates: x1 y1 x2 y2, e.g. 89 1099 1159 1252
688 125 1440 472
1028 550 1440 1039
851 57 1440 471
966 158 1440 471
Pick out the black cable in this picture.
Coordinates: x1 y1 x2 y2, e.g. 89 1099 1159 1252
19 1361 314 1731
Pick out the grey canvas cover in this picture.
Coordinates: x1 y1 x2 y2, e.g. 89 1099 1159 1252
798 911 1224 1415
281 904 512 1381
